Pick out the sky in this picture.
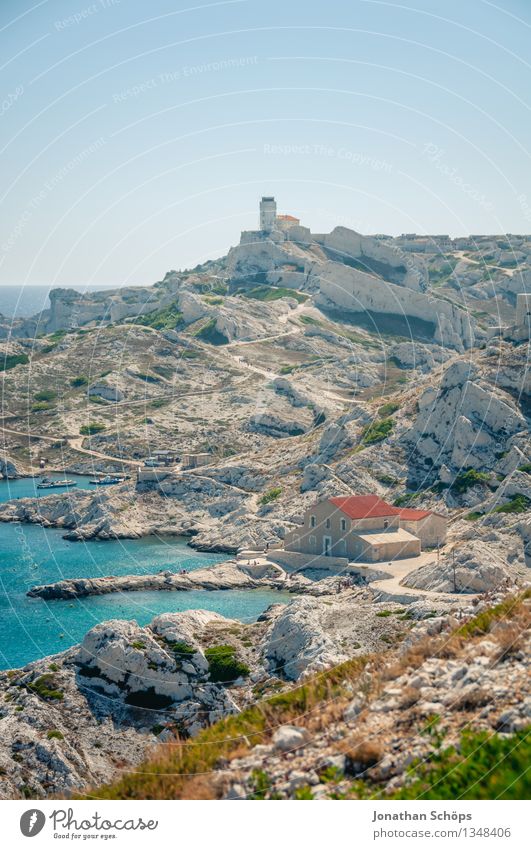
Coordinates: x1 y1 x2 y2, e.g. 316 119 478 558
0 0 530 286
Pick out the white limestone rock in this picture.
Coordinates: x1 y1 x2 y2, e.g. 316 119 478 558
88 381 124 402
0 456 18 479
262 597 349 680
401 542 515 593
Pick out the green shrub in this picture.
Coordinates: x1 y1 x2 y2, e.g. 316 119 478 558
204 645 250 684
393 491 423 507
377 401 399 417
1 353 29 371
27 674 63 701
70 376 88 387
518 463 531 474
492 494 530 514
259 487 282 505
392 728 531 800
47 730 64 740
360 417 394 446
192 318 228 345
80 423 105 436
464 511 483 521
451 468 490 493
135 303 184 331
168 641 196 658
34 390 57 402
131 641 145 650
31 401 52 412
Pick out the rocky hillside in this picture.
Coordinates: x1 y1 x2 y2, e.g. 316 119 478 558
87 589 530 800
1 584 528 800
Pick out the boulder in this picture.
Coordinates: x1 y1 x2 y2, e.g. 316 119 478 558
262 597 348 680
272 725 309 752
0 456 18 479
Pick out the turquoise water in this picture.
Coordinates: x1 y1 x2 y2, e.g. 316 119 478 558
0 519 287 669
0 475 95 503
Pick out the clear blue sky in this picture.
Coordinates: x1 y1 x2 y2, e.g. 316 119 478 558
1 0 530 285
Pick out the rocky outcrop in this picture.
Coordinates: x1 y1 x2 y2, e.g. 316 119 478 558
314 261 477 350
213 592 531 799
76 614 238 733
401 542 519 594
404 360 526 475
262 597 350 679
0 609 243 798
26 561 278 599
246 413 307 438
0 456 18 479
314 226 428 291
88 381 124 402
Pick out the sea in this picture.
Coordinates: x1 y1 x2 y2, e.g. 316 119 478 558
0 287 287 667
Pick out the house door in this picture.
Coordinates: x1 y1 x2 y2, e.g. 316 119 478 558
323 536 332 556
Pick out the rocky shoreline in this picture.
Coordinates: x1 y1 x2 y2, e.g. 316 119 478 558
25 560 348 601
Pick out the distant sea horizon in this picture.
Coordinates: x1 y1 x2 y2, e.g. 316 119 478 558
0 283 129 319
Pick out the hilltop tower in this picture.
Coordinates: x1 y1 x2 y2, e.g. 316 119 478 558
259 196 277 231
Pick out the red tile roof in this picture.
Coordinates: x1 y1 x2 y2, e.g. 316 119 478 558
329 495 398 519
329 495 433 521
277 214 299 221
394 507 433 520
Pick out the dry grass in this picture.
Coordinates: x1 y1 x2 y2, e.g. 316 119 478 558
77 591 530 800
340 736 384 774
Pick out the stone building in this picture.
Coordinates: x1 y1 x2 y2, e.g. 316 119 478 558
259 196 277 232
284 495 446 563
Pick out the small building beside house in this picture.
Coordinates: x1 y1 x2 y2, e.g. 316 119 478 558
181 452 211 470
283 495 446 563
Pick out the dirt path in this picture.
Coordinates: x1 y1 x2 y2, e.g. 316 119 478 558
1 425 141 468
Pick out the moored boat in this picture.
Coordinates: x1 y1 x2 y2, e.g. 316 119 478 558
36 477 78 489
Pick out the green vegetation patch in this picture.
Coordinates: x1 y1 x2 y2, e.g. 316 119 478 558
135 302 184 331
393 491 424 507
377 401 399 417
391 728 530 800
34 390 57 402
1 353 29 371
451 468 490 494
192 318 228 345
80 422 105 436
70 376 88 387
242 285 307 304
492 494 530 514
204 644 250 684
360 417 394 446
168 641 196 659
259 487 282 506
47 730 64 740
27 674 63 701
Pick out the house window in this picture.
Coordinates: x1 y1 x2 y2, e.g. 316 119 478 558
309 535 316 550
384 520 389 529
326 518 331 529
340 518 346 532
310 515 316 528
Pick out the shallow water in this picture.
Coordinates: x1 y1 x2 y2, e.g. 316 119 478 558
0 475 95 503
0 521 287 669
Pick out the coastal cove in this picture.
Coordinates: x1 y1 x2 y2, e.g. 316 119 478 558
0 519 287 670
